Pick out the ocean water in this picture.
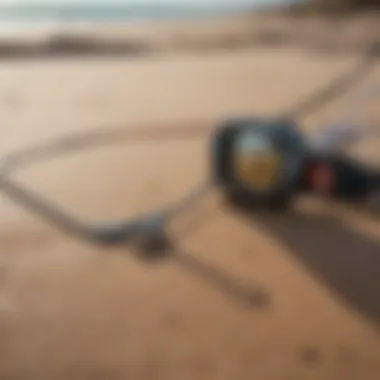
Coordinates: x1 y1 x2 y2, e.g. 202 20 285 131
0 1 301 23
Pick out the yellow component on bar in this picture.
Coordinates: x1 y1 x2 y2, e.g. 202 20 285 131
233 153 280 191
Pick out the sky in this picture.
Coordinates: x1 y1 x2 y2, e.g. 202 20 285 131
0 0 271 5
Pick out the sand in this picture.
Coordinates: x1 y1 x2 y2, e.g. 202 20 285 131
0 16 379 380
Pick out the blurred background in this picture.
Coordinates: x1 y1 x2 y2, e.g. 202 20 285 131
0 1 379 380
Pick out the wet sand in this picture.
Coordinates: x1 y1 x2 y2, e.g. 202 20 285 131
0 43 379 380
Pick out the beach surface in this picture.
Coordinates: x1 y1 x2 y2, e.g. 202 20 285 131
0 12 380 380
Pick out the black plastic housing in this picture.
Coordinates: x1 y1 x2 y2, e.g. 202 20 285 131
210 117 307 209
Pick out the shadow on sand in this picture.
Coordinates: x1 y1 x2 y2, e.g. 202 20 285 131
0 35 156 60
231 199 380 327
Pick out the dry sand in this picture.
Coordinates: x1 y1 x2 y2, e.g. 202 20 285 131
0 17 379 380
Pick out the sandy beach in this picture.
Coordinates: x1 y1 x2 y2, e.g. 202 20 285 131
0 10 379 380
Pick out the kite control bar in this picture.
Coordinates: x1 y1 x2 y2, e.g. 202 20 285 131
1 117 379 250
0 39 378 251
